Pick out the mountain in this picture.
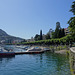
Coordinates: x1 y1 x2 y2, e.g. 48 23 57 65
0 29 8 36
0 29 24 43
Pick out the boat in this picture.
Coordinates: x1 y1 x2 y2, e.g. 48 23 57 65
26 47 44 52
43 48 50 51
24 46 31 50
16 45 30 50
0 47 15 56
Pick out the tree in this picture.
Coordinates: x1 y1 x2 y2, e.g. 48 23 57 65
45 32 50 39
34 34 40 41
68 17 75 39
54 22 61 38
52 22 65 38
58 29 62 38
40 30 42 40
61 28 65 37
70 1 75 15
52 32 55 38
68 1 75 41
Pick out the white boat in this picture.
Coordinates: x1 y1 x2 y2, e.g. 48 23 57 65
0 47 15 56
26 47 43 52
16 45 30 50
43 48 50 51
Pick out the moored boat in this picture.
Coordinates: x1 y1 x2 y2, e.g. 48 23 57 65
26 47 44 52
0 47 15 56
43 48 50 51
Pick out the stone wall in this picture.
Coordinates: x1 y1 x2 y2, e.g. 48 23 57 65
69 47 75 75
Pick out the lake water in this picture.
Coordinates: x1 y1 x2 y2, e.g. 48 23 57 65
0 51 71 75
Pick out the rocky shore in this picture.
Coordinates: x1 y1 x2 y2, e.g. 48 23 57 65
55 50 68 54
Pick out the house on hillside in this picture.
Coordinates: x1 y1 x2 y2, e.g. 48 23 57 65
64 28 70 35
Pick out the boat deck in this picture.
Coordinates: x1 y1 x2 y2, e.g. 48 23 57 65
15 49 50 54
15 51 44 54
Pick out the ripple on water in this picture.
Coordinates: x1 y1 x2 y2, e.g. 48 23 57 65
0 52 71 75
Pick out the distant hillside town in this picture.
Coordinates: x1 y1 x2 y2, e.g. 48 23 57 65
0 29 24 44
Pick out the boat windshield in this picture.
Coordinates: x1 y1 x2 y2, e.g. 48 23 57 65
0 48 2 52
35 47 39 49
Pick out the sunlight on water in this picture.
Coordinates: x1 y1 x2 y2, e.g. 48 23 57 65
0 52 71 75
0 45 71 75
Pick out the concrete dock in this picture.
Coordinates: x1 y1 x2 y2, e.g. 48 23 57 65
15 51 44 54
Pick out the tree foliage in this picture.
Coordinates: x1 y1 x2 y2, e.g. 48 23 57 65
70 1 75 15
19 34 72 45
40 30 42 40
68 17 75 36
54 22 61 38
34 34 40 41
52 22 65 38
68 1 75 41
61 28 65 37
45 32 50 39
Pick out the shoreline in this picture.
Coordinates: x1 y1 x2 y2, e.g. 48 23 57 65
55 50 68 54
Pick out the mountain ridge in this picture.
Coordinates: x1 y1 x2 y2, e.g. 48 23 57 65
0 29 24 43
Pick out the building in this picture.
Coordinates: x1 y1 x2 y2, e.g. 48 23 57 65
64 28 70 35
27 37 34 42
0 40 5 44
49 28 53 38
12 39 23 44
31 37 35 42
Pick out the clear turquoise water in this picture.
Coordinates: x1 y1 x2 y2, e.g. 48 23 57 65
0 51 71 75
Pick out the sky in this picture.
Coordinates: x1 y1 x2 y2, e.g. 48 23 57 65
0 0 74 39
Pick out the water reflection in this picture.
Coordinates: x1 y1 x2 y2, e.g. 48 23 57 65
44 52 70 75
0 56 15 64
0 45 71 75
30 52 71 74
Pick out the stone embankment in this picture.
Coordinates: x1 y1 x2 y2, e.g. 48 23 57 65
55 50 67 54
70 47 75 75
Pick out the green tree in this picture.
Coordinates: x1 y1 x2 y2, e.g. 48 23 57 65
54 22 61 38
34 34 40 41
45 32 50 39
61 28 65 37
52 22 65 38
52 32 55 38
70 1 75 15
68 1 75 41
40 30 42 40
58 29 62 38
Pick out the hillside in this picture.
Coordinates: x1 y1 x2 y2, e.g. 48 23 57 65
0 29 8 36
0 29 24 43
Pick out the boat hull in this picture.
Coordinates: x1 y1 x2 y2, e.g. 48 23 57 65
0 52 15 56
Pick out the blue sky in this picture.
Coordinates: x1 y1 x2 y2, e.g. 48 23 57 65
0 0 74 39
